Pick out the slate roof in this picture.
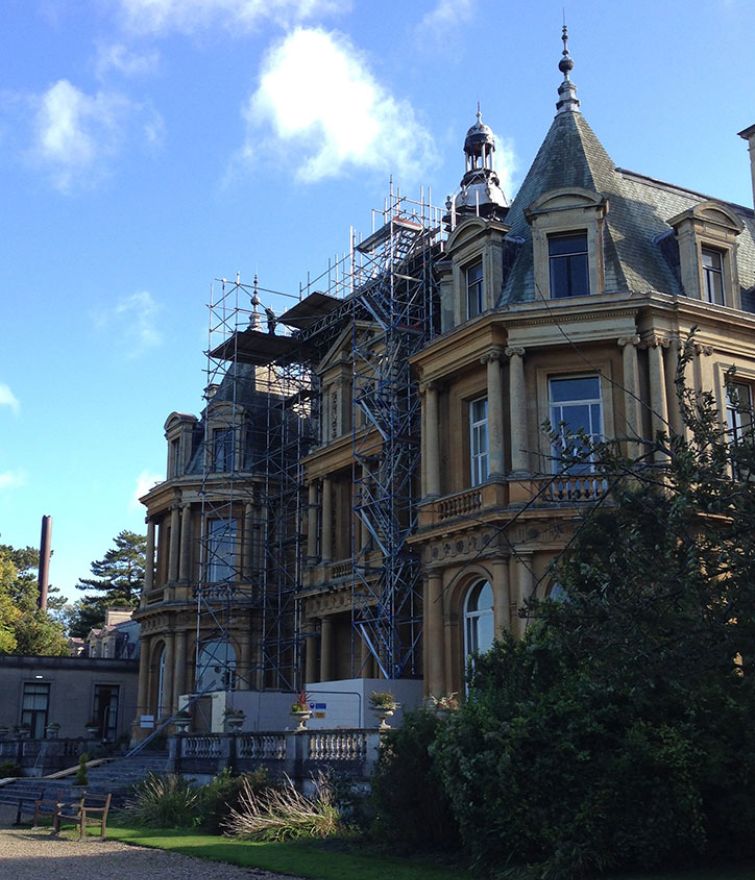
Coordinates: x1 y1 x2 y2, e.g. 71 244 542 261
499 109 755 308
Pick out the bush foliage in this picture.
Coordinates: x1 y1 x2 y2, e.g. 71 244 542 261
371 709 460 853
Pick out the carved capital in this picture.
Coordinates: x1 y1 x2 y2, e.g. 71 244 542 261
505 346 526 359
693 343 713 357
480 348 505 366
617 334 640 348
641 333 670 350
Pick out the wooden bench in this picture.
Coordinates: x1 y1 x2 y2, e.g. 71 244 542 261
0 784 52 826
35 793 112 839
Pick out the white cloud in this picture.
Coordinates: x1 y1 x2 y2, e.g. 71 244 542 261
94 290 163 357
419 0 474 35
117 0 349 34
0 470 26 491
95 43 160 79
0 385 20 415
491 130 518 202
31 80 132 191
131 469 163 508
243 28 438 183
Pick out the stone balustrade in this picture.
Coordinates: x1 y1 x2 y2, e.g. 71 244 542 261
170 728 381 783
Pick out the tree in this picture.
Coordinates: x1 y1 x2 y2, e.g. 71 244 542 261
68 530 146 638
434 342 755 878
0 543 68 656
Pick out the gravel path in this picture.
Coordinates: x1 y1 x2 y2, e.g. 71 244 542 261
0 817 303 880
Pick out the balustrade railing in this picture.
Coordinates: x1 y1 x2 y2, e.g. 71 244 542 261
182 735 223 759
437 488 482 521
544 474 608 502
308 730 367 763
238 733 286 761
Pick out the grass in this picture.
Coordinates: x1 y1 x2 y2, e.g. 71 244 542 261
107 825 469 880
106 824 755 880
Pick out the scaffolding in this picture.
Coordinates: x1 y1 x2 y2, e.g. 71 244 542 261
193 183 443 702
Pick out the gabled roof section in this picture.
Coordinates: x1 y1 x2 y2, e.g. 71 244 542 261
500 110 683 303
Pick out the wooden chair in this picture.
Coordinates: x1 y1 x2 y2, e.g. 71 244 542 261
49 793 112 839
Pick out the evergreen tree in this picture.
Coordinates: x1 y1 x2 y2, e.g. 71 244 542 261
434 341 755 878
68 530 146 638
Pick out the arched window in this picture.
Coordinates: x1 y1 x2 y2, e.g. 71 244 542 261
195 640 237 693
464 580 494 662
549 582 567 602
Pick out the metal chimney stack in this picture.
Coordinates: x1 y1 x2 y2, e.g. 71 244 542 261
38 515 52 611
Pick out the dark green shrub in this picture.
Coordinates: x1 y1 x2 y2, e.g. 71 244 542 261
74 753 88 786
371 709 460 853
198 768 274 833
0 761 22 778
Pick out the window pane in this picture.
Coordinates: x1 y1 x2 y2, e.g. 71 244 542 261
549 376 600 403
548 233 587 257
567 255 590 296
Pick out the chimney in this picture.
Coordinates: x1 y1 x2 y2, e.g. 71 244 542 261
38 515 52 611
738 124 755 209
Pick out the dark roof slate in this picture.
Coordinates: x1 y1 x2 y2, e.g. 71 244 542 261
499 110 755 307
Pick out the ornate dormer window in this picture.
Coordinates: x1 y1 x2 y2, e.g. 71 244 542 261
525 187 608 300
668 201 744 308
164 412 198 479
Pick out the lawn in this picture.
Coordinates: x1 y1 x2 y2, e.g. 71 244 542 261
107 825 755 880
107 826 469 880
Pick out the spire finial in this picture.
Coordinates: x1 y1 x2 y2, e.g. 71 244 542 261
559 24 574 80
555 23 580 114
476 101 482 124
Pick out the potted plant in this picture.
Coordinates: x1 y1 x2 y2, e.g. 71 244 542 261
84 719 99 737
429 692 459 720
369 691 399 730
173 709 191 733
223 707 245 732
45 721 61 738
290 690 311 732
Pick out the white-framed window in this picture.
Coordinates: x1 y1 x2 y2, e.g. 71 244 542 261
548 231 589 298
726 381 752 477
469 396 489 486
212 428 234 472
196 640 237 693
21 682 50 739
465 259 484 319
463 580 494 663
206 518 237 583
702 247 725 305
549 375 603 473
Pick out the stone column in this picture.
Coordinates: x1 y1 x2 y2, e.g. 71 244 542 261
307 482 318 559
144 520 155 596
136 637 150 717
360 635 374 679
305 622 318 683
178 504 192 582
647 335 670 460
173 629 187 707
238 628 252 690
506 347 528 473
491 558 511 637
618 335 642 457
162 631 175 717
512 552 534 640
319 616 333 681
321 478 333 562
483 350 505 477
666 335 684 437
424 572 445 697
168 505 181 584
424 383 441 497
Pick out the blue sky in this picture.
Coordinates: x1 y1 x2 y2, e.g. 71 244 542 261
1 0 753 603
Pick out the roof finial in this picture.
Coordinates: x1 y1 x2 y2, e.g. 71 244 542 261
556 23 580 114
476 100 482 124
